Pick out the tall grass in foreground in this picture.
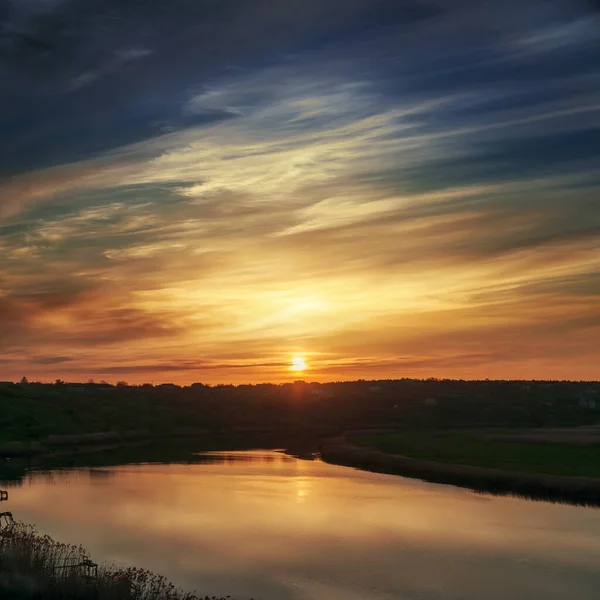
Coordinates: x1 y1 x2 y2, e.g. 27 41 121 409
0 522 236 600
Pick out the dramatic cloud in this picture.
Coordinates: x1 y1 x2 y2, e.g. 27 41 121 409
1 0 599 382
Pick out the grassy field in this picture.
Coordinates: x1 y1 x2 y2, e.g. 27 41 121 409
353 431 600 478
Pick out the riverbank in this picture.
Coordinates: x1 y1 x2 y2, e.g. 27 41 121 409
0 522 235 599
0 427 330 459
355 429 600 477
0 433 323 488
0 429 209 457
319 436 600 506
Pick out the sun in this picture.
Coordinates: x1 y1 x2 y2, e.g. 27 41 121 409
290 356 307 372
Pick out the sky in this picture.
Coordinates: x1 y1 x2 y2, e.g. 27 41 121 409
1 0 599 384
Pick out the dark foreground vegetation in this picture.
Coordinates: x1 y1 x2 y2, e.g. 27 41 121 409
0 378 599 452
0 522 235 600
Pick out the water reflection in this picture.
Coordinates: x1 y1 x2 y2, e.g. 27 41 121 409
0 440 302 487
194 450 296 465
4 450 600 600
2 441 597 509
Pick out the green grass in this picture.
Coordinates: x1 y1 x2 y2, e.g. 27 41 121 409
353 432 600 478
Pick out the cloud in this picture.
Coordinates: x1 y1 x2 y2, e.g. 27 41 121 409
1 0 599 382
66 360 290 376
67 48 153 91
31 355 74 365
0 161 106 220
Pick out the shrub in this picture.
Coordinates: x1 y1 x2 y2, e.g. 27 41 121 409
0 523 238 600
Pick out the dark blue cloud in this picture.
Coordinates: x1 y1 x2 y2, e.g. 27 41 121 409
403 127 600 192
0 0 376 173
0 0 598 180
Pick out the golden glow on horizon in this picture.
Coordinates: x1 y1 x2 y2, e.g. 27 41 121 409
290 357 307 372
2 66 600 385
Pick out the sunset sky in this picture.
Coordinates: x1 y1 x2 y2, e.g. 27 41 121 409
1 0 599 384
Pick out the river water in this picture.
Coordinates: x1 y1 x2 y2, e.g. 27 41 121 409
3 448 600 600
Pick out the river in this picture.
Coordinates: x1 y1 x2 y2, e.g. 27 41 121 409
3 448 600 600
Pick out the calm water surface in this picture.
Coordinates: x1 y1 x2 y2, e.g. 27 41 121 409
4 449 600 600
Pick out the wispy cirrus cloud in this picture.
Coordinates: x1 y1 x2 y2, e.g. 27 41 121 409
1 0 599 383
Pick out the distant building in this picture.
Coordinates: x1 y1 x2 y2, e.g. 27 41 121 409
579 397 598 410
83 382 115 391
423 397 438 407
66 385 86 392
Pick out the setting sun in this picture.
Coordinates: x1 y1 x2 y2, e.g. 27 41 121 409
290 357 307 372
